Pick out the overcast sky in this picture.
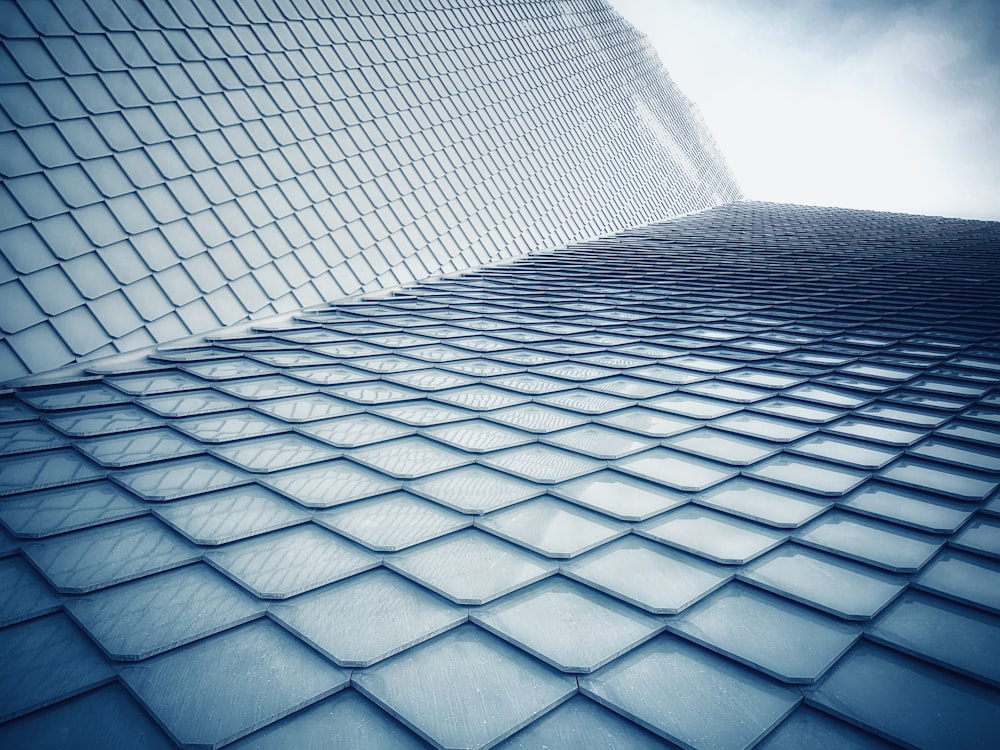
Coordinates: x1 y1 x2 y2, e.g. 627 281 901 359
610 0 1000 220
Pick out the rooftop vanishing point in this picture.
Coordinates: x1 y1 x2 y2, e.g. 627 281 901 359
2 2 1000 749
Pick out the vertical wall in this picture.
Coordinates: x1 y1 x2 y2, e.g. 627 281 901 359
0 0 740 380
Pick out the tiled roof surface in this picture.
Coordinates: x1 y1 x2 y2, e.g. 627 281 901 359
0 0 739 380
2 201 1000 748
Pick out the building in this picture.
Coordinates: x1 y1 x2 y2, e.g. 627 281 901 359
2 2 1000 749
0 0 738 381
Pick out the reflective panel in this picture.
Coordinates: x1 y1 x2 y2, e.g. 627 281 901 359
794 510 941 572
270 568 466 667
111 455 251 501
741 546 906 620
786 433 898 470
225 690 428 749
495 694 673 749
755 705 895 749
23 516 197 593
0 613 115 722
878 457 998 502
869 590 1000 687
42 404 163 436
119 620 349 748
745 455 868 497
951 515 1000 559
296 414 414 448
207 524 379 599
663 427 780 466
211 434 340 473
711 412 815 442
666 583 861 683
637 505 786 564
472 576 663 673
803 641 1000 749
541 424 656 459
553 470 688 521
409 465 542 514
153 485 310 545
616 448 737 492
563 536 731 614
353 624 576 750
645 392 740 419
485 404 589 434
347 436 473 479
580 637 799 749
0 448 104 496
913 549 1000 614
262 460 400 508
423 420 534 453
0 556 62 627
476 496 629 558
0 684 175 750
386 529 556 605
481 444 604 484
839 481 973 533
697 478 831 528
0 480 145 538
75 427 204 467
597 407 699 437
65 564 265 660
251 394 361 423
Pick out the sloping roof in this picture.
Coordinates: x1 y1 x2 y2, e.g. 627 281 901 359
2 201 999 748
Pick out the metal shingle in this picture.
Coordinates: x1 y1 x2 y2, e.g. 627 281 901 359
563 536 731 615
580 637 799 749
119 620 349 748
0 31 997 742
353 624 575 750
802 641 1000 749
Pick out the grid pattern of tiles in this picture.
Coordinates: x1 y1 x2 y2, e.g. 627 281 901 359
2 201 1000 748
0 0 740 380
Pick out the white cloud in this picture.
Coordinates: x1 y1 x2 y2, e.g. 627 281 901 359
610 0 1000 220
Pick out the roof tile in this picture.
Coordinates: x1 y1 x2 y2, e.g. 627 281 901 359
794 509 942 572
271 567 465 668
563 535 731 614
119 620 348 748
206 524 378 599
666 582 860 683
0 555 62 627
316 491 470 552
580 636 799 749
637 504 786 565
224 689 428 750
0 613 115 722
353 624 575 749
387 528 557 605
23 513 196 593
111 454 250 501
913 548 1000 615
740 545 905 620
0 447 104 495
803 641 1000 748
0 480 145 538
65 563 265 660
153 484 309 546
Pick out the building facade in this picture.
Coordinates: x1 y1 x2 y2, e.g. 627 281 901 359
0 0 738 381
1 201 999 747
2 2 999 748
